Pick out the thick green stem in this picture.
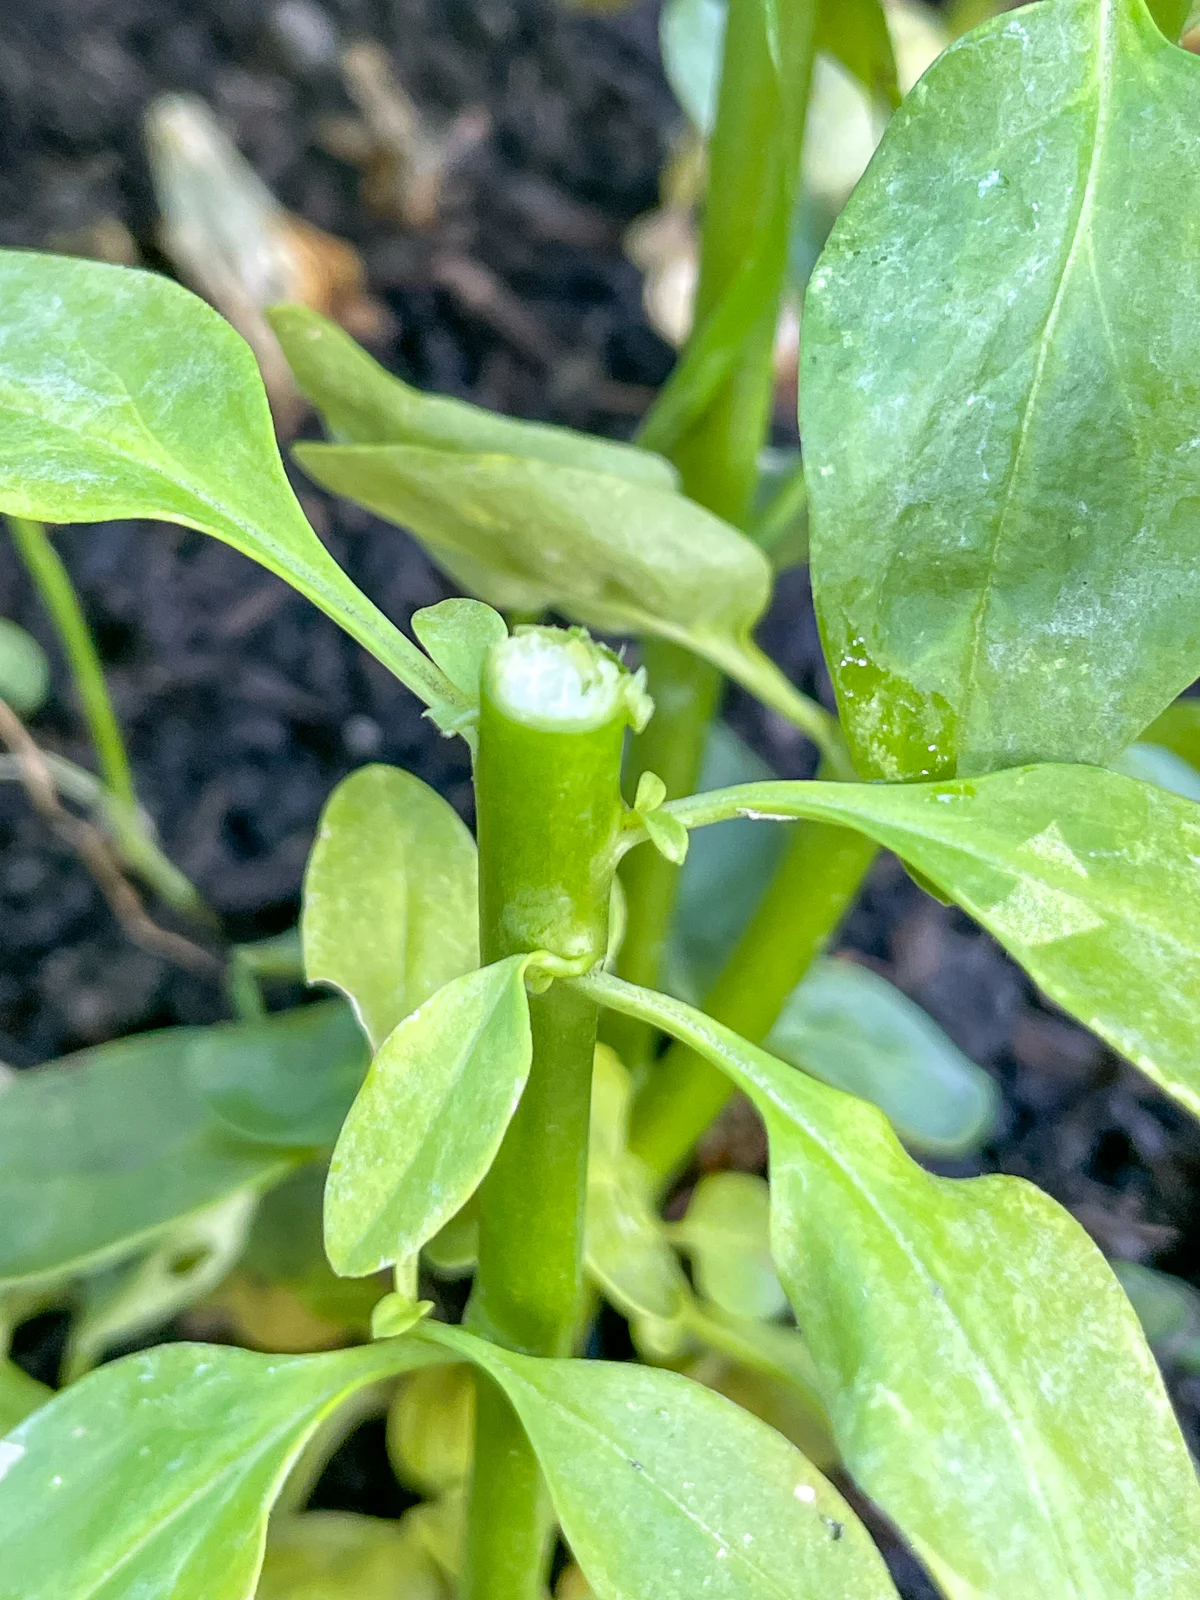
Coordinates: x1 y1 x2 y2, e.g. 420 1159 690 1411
463 628 637 1600
630 819 877 1183
618 0 820 1039
8 517 136 812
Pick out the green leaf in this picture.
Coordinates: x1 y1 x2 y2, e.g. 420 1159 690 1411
325 956 537 1276
0 252 465 731
579 972 1200 1600
422 1323 900 1600
412 599 508 702
268 303 677 489
0 618 49 716
303 766 479 1051
186 1001 367 1147
768 958 999 1156
0 1023 302 1292
642 807 690 865
257 1513 449 1600
671 1172 786 1322
0 1361 50 1435
667 762 1200 1122
585 1047 690 1337
815 0 900 109
292 443 770 659
0 1340 441 1600
803 0 1200 780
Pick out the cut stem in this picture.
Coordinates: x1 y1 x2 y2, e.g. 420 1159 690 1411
463 627 640 1600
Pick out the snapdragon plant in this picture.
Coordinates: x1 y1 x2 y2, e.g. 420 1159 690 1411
4 0 1200 1595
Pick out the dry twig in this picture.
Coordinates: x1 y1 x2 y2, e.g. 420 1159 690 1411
0 698 222 978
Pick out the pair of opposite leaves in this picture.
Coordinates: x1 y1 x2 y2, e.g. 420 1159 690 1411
303 760 1200 1597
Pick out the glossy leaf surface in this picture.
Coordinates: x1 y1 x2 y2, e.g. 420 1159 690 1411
668 763 1200 1120
803 0 1200 780
257 1513 448 1600
768 958 998 1155
0 617 49 715
424 1324 899 1600
0 1023 305 1291
325 957 535 1276
580 973 1200 1599
412 599 507 702
303 765 479 1050
0 1340 439 1600
0 252 464 728
269 304 676 489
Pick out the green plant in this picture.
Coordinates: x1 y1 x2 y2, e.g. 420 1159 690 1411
4 0 1200 1594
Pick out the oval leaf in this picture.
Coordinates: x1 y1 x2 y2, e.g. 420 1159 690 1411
269 303 677 489
670 763 1200 1122
672 1172 786 1322
0 251 463 728
768 958 999 1156
424 1323 900 1600
581 973 1200 1599
803 0 1200 779
303 766 479 1051
325 957 536 1276
0 1340 440 1600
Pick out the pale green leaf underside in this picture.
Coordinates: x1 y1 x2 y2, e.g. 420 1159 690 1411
0 1341 440 1600
579 973 1200 1600
302 764 480 1050
0 251 464 728
325 957 535 1276
423 1324 899 1600
269 302 677 489
803 0 1200 779
291 442 771 653
257 1512 446 1600
669 763 1200 1122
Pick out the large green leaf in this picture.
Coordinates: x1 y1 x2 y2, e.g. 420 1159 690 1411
0 1022 310 1292
325 957 537 1276
768 958 999 1156
269 304 676 490
303 765 479 1050
422 1323 899 1600
802 0 1200 780
579 972 1200 1599
0 1340 440 1600
666 762 1200 1120
0 251 464 730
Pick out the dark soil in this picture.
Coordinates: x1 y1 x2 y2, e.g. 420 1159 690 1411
1 2 1196 1594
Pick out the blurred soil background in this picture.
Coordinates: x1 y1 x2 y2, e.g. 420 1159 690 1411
0 4 1197 1591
